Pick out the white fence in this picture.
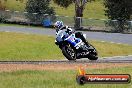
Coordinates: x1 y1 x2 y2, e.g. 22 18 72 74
0 10 132 32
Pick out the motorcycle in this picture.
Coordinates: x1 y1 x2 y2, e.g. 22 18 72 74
55 28 98 61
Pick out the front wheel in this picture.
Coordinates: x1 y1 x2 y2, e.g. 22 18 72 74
87 44 98 60
62 44 76 61
88 54 98 60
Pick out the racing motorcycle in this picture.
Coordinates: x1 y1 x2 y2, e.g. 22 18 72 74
55 28 98 61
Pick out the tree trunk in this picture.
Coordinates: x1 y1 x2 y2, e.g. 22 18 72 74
74 2 84 30
74 17 82 30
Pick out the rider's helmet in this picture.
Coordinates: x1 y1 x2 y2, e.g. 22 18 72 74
54 21 63 29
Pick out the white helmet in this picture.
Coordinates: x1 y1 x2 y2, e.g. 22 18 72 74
54 21 63 29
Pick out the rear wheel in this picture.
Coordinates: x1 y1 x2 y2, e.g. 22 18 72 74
62 44 76 60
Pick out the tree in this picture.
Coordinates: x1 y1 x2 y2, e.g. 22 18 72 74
0 0 6 10
26 0 55 22
53 0 91 29
104 0 132 32
0 0 6 22
53 0 73 8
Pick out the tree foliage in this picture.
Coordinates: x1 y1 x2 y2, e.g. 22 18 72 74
104 0 131 20
0 0 6 22
53 0 74 8
26 0 55 22
53 0 91 17
104 0 132 32
53 0 92 29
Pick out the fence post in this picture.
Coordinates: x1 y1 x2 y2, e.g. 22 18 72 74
74 17 82 30
128 21 132 32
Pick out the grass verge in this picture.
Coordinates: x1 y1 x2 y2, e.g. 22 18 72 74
0 32 132 60
0 23 46 29
1 0 106 19
0 66 132 88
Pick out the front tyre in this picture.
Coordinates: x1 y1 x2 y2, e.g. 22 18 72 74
87 44 98 60
62 44 76 61
88 54 98 60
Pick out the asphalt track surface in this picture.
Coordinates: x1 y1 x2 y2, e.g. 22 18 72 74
0 26 132 63
0 56 132 64
0 26 132 45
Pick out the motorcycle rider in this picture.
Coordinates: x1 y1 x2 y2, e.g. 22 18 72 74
54 21 88 46
54 21 74 35
54 21 74 45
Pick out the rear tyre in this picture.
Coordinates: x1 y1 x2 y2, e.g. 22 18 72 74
62 44 76 61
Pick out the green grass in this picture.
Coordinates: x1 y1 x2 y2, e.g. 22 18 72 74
1 0 27 11
0 32 63 60
0 32 132 60
51 0 106 19
0 66 132 88
82 19 106 27
91 40 132 57
1 0 107 19
0 23 30 27
0 23 45 29
1 0 107 27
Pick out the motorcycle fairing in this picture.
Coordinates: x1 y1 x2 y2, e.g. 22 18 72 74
65 34 83 49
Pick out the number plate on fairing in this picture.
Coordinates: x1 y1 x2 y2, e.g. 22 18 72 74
68 36 75 42
65 34 85 49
